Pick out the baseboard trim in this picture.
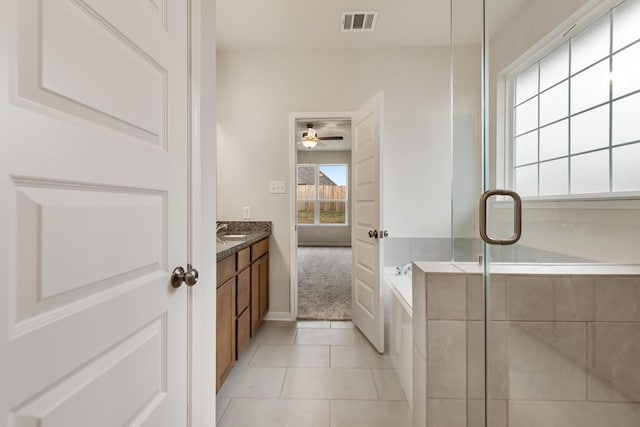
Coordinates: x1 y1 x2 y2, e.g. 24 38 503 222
264 311 293 321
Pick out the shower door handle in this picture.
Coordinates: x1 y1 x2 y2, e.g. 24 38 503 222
479 189 522 245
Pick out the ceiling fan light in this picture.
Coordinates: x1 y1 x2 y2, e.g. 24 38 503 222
302 138 317 149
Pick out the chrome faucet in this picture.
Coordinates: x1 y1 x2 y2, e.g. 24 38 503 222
216 222 228 233
396 262 412 276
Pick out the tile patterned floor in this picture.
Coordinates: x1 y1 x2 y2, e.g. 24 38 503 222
216 321 412 427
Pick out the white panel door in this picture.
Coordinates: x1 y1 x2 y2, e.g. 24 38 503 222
0 0 189 425
351 93 384 353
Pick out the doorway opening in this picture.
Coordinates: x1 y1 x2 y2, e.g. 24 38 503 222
292 117 353 320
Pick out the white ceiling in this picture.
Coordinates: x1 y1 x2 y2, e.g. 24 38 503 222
216 0 529 50
217 0 451 50
296 119 351 152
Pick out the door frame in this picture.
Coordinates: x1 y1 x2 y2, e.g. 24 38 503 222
188 0 217 425
288 111 354 321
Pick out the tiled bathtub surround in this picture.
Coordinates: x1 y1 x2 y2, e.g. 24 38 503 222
412 262 640 427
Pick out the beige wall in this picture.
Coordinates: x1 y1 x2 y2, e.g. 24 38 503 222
217 47 451 315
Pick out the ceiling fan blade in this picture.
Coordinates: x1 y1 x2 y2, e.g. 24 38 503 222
317 136 344 141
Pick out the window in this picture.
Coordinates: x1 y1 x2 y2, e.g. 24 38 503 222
297 164 348 225
511 0 640 197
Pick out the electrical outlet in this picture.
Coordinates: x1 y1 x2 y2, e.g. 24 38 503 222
269 181 286 194
243 206 251 220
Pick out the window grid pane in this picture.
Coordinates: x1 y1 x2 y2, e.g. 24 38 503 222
512 0 640 198
570 59 610 113
540 43 569 90
516 64 539 105
319 201 346 224
515 97 539 136
570 105 610 154
540 81 569 125
540 120 569 160
297 201 315 224
612 41 640 97
515 164 539 197
613 0 640 51
613 142 640 191
540 158 569 195
570 13 610 74
613 91 640 144
570 149 611 194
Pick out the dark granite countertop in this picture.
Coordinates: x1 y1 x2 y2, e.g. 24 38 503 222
216 221 271 261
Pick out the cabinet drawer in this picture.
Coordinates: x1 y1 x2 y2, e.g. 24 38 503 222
251 238 269 261
236 308 251 358
236 267 250 314
237 247 250 271
217 254 235 286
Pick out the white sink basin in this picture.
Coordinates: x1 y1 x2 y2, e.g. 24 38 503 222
220 234 247 239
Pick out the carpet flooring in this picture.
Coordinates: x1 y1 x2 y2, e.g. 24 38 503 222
297 247 352 320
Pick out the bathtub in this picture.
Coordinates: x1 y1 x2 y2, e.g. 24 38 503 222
383 267 413 408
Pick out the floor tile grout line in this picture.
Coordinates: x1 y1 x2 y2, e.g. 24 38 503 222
216 397 231 426
370 368 382 400
279 367 288 398
245 342 259 366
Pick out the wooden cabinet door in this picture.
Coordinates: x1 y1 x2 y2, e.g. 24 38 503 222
236 267 251 314
250 261 260 336
216 278 235 391
236 308 251 358
259 255 269 320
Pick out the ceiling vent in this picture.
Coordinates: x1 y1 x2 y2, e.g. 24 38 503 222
341 11 378 32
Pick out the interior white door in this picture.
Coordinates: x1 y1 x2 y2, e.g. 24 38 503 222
0 0 189 425
351 93 384 353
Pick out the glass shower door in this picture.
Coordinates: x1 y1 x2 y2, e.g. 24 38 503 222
479 0 640 426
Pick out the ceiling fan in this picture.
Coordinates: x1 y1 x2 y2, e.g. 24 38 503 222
298 123 344 149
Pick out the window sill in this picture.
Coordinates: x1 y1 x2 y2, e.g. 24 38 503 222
492 191 640 209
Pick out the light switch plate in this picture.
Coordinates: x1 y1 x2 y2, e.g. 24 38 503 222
269 181 286 194
243 206 251 220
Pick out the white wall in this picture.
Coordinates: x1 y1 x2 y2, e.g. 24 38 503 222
297 150 351 247
217 47 451 314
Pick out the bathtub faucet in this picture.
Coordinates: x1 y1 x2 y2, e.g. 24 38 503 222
396 262 412 276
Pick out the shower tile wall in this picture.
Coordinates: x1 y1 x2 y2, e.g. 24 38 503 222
384 238 452 267
412 264 640 427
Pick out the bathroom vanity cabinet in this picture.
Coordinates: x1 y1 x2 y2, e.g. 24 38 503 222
216 237 269 391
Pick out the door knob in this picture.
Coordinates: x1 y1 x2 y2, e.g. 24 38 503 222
368 230 378 239
171 264 199 288
380 230 389 239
